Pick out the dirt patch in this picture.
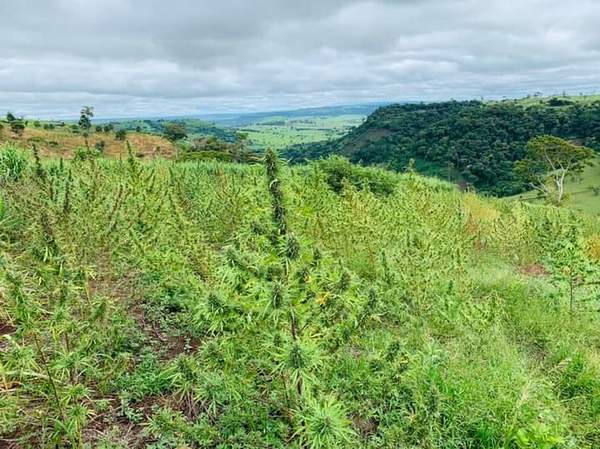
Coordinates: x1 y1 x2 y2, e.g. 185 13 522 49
1 128 175 160
83 395 165 449
0 322 16 336
0 437 23 449
352 415 379 436
520 263 548 277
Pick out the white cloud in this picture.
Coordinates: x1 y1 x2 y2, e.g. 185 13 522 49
1 0 600 118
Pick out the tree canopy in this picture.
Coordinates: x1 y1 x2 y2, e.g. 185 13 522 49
286 100 600 196
78 106 94 133
163 122 188 142
515 135 595 204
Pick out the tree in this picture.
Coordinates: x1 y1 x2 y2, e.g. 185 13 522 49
515 135 595 204
115 129 127 141
6 112 16 122
10 120 25 137
94 140 106 153
163 122 187 142
78 106 94 134
231 132 249 162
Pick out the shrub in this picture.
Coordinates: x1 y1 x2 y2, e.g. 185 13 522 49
297 396 356 449
73 146 100 162
0 145 29 182
95 140 106 153
10 120 25 137
314 156 397 195
115 129 127 141
585 234 600 262
163 122 188 142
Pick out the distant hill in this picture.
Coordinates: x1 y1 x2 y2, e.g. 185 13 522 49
195 103 392 127
106 118 237 142
286 99 600 196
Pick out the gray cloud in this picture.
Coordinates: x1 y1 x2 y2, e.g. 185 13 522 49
1 0 600 118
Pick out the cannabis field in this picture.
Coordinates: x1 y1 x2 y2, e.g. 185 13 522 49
0 145 599 448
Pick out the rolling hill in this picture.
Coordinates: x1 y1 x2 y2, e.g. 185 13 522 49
0 123 176 159
286 98 600 196
195 103 389 127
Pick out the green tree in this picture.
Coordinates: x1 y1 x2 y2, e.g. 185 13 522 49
115 129 127 141
78 106 94 134
10 120 25 137
6 111 16 122
515 135 595 204
163 122 187 142
231 132 257 163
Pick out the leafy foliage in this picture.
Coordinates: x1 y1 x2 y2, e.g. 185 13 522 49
78 106 94 134
0 144 598 448
314 156 398 195
286 100 600 196
515 135 595 204
114 129 127 141
179 135 259 163
163 122 188 142
105 118 237 142
0 145 29 183
9 120 25 137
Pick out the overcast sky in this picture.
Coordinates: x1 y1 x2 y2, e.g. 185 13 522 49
2 0 600 119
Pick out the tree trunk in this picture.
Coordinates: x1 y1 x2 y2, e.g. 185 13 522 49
555 169 566 204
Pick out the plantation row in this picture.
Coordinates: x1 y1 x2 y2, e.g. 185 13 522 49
0 143 599 448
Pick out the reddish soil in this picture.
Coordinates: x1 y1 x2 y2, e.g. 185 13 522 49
1 127 175 160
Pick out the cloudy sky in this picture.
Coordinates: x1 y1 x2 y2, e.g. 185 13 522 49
2 0 600 119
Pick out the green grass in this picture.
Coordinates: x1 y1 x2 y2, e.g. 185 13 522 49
511 157 600 215
0 145 599 448
240 114 364 150
497 94 600 107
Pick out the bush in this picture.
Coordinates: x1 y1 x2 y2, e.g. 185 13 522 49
163 122 187 142
314 156 397 195
0 145 29 182
10 121 25 137
115 129 127 141
73 146 100 162
95 140 106 153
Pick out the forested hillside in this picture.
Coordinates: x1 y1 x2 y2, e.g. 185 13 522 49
1 145 599 448
286 100 600 196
